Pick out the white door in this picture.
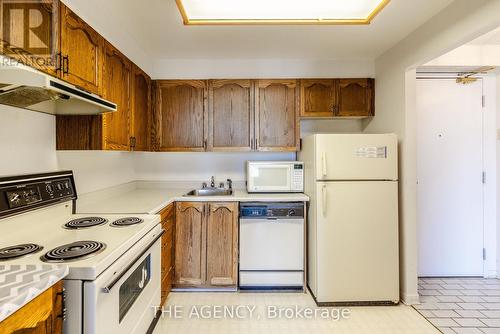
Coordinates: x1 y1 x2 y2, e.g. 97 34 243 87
314 134 398 181
315 181 399 303
417 78 484 277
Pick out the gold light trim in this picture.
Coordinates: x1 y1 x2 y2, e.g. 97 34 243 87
175 0 391 26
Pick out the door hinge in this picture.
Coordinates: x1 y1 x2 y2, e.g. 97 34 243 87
482 171 486 184
483 248 486 261
482 95 486 108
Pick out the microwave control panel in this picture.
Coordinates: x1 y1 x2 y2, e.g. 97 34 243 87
291 164 304 191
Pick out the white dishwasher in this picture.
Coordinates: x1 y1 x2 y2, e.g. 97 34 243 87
239 202 304 290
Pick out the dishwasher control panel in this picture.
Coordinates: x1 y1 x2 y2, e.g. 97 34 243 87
240 203 304 218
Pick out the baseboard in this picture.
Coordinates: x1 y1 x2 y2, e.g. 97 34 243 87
400 291 420 305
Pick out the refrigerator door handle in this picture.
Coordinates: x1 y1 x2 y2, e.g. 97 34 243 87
321 152 327 177
322 184 327 216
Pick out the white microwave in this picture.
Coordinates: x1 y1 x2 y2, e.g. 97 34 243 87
246 161 304 193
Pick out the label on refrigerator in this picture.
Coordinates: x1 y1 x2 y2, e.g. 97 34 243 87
354 146 387 158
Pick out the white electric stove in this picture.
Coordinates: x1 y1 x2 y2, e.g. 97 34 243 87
0 171 162 334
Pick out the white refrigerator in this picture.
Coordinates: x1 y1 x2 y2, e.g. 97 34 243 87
298 134 399 305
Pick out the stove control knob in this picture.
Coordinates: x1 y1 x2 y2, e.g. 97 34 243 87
288 209 295 216
56 183 63 191
46 184 54 193
64 182 70 189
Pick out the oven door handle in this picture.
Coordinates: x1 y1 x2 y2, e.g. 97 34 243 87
102 229 164 293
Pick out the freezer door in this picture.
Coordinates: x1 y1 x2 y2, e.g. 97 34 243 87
315 134 398 180
315 181 399 303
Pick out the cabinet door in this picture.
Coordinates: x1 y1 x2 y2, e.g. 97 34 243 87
255 79 299 151
154 80 208 152
0 0 61 76
206 202 239 287
208 80 254 151
131 65 151 151
175 202 206 287
336 78 375 117
300 79 337 117
102 42 131 151
0 281 63 334
60 3 103 95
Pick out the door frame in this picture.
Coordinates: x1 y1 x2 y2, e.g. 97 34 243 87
415 75 497 278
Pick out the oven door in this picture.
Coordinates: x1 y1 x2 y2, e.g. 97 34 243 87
247 164 292 192
83 225 162 334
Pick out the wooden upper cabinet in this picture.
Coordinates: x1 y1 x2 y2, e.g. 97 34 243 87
206 202 238 287
300 79 337 117
175 202 206 287
154 80 208 152
131 65 151 151
255 79 300 151
60 3 103 95
208 80 254 151
102 42 131 151
0 0 61 76
336 78 375 117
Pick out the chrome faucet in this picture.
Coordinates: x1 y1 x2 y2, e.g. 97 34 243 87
210 176 215 188
227 179 233 190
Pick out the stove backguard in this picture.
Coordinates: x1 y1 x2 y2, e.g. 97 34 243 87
0 171 77 218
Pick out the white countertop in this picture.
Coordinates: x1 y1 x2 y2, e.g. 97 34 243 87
0 265 68 323
76 181 309 214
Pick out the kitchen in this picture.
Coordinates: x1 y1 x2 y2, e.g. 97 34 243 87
0 1 499 334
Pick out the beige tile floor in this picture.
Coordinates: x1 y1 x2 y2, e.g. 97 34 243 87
416 277 500 334
153 291 439 334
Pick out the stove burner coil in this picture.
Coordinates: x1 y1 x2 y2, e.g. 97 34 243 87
40 241 106 262
0 244 43 261
63 217 107 229
110 217 144 227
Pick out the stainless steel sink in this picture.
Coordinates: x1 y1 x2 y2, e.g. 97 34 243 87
184 188 233 197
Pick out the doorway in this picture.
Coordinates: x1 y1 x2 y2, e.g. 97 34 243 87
416 78 484 277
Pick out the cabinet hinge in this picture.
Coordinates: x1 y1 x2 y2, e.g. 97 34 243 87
482 171 486 184
483 248 486 261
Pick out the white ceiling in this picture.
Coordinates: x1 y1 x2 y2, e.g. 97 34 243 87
68 0 454 62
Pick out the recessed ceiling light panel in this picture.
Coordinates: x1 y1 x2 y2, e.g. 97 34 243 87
176 0 390 25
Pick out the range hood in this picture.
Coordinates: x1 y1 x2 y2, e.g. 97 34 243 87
0 58 116 115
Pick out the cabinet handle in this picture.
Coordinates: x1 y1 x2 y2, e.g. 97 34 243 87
203 139 207 150
62 55 69 75
55 52 63 73
255 138 259 150
57 287 67 322
130 137 136 151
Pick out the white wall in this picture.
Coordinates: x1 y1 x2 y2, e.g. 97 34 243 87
152 58 374 79
364 0 500 304
57 151 135 195
0 106 57 176
425 44 500 67
134 152 295 182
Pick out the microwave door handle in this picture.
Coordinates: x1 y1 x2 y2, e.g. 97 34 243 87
102 229 164 293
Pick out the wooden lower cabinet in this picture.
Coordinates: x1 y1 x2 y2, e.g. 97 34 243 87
159 203 175 307
174 202 239 289
0 281 64 334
